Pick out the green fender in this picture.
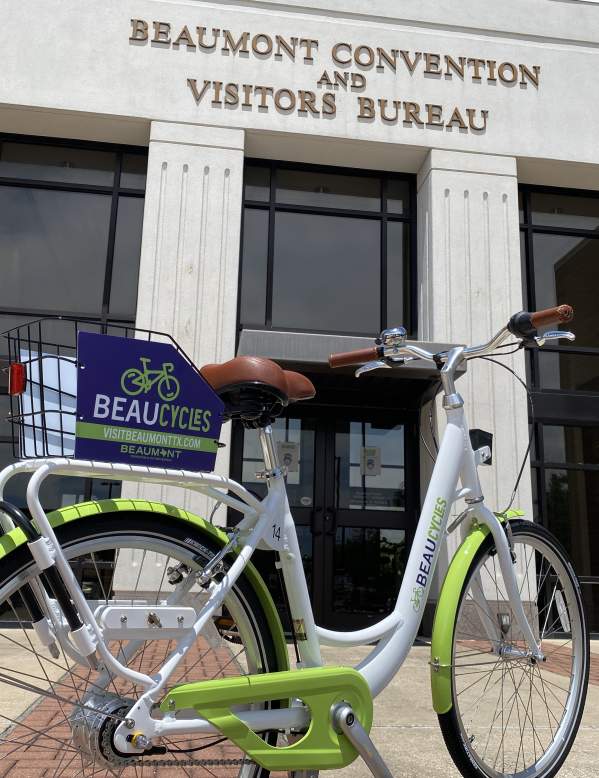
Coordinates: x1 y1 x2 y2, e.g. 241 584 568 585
430 510 523 714
0 498 289 673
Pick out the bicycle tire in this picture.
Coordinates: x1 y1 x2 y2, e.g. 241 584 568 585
0 511 286 777
438 520 589 778
157 373 180 401
120 368 145 396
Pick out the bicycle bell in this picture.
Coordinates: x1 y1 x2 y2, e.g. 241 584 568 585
376 326 407 348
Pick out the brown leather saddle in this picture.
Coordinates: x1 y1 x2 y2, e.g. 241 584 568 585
201 356 315 428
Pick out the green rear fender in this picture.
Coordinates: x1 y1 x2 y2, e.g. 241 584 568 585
430 511 522 714
0 498 289 673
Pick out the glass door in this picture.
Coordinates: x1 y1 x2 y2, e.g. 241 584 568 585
321 416 411 629
232 409 418 630
234 417 321 623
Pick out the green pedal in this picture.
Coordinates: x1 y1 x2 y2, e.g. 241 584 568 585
160 666 373 770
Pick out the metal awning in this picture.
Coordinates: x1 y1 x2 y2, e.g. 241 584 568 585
237 329 466 380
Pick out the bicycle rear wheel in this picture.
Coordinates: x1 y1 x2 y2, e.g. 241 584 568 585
0 511 286 777
439 520 589 778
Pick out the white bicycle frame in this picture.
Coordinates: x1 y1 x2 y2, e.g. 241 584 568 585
0 334 542 749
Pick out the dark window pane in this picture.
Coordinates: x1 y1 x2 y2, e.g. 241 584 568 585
531 467 540 521
519 190 524 223
0 441 87 509
109 196 144 317
387 179 409 214
91 479 122 500
538 351 599 393
276 169 380 211
120 154 147 190
240 417 315 508
532 233 599 347
244 165 270 202
240 208 269 327
387 222 407 327
0 443 28 507
544 468 599 580
334 421 405 511
38 476 88 510
542 425 599 465
520 231 528 305
333 527 406 616
271 212 380 334
0 186 111 314
531 192 599 230
0 142 115 186
580 584 599 632
0 394 11 438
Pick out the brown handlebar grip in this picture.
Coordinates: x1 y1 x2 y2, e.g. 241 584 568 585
329 346 382 368
530 304 574 329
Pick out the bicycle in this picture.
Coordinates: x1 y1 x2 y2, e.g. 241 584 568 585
0 305 588 778
120 356 181 401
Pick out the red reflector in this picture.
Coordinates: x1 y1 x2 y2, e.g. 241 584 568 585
8 363 26 395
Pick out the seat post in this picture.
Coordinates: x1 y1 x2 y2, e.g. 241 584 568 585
258 425 281 472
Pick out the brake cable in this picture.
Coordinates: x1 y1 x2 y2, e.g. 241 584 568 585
419 340 535 517
477 347 535 516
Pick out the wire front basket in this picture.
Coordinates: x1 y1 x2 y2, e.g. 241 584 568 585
4 317 198 460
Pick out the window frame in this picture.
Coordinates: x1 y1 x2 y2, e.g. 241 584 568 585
0 132 148 506
520 184 599 412
238 158 417 338
521 183 599 627
0 132 147 324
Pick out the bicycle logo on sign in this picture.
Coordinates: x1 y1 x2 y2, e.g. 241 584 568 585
120 357 181 401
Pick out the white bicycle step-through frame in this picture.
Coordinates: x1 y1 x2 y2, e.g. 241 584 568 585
0 323 568 753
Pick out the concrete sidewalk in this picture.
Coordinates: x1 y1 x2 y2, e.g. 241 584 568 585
0 635 597 775
321 643 599 778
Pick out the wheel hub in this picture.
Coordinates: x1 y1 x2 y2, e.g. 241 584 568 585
70 692 137 767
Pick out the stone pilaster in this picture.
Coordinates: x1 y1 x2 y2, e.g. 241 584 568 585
417 149 533 566
122 122 245 521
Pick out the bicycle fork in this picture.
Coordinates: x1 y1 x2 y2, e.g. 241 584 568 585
467 504 543 661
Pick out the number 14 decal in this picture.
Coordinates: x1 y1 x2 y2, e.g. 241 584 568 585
272 524 281 541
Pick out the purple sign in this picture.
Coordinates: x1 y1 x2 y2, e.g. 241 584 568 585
75 332 224 471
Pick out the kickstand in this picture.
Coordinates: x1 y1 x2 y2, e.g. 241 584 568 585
332 703 394 778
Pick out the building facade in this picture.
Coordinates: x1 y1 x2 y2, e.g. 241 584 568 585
1 0 599 631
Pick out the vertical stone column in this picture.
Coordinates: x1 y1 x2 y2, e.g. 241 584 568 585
417 149 533 571
122 122 245 522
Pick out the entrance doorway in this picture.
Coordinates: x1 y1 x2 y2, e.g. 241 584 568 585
230 405 419 630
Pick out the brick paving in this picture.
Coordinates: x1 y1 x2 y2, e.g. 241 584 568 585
0 636 253 776
1 637 598 776
456 637 599 685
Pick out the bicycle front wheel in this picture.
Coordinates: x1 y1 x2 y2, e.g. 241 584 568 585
157 373 181 401
0 511 286 777
439 520 589 778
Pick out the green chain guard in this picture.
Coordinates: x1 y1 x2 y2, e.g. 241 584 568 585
160 666 373 771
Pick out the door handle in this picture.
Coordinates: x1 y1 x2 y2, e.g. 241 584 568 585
324 508 336 537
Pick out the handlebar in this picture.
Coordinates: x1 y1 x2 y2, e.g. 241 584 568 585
530 304 573 328
328 304 575 369
328 346 383 369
